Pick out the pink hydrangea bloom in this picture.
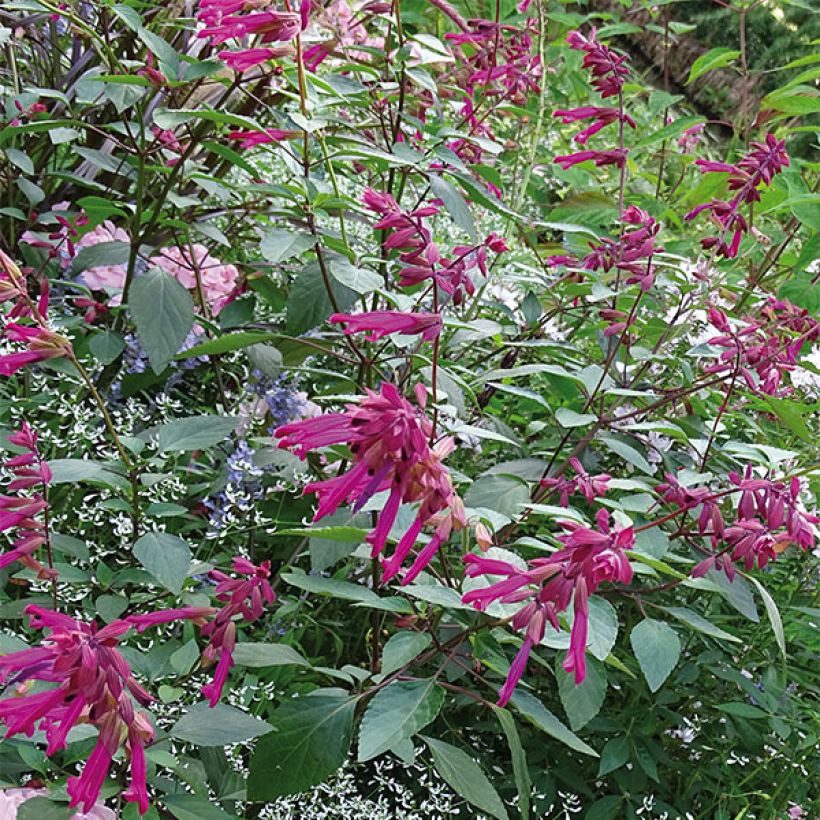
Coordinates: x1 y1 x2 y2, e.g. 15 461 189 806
148 244 240 316
75 221 130 304
0 788 116 819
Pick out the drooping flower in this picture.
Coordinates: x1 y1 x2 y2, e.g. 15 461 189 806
0 324 71 376
554 148 627 171
0 607 154 815
462 509 634 703
218 45 292 71
276 383 464 582
128 559 275 706
703 299 819 396
677 122 705 154
0 422 54 577
329 311 443 342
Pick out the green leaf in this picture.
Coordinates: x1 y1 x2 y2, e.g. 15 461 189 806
358 680 444 762
248 690 355 799
555 407 597 428
630 619 680 692
89 330 125 365
329 258 382 294
231 642 310 668
17 797 70 820
286 263 357 335
511 690 598 757
465 475 530 519
708 569 759 621
47 458 129 491
557 658 606 730
716 702 768 719
172 701 273 746
163 795 235 820
660 606 741 643
430 175 477 240
494 707 531 820
687 48 740 84
132 532 191 594
748 576 786 659
599 436 654 475
597 735 630 776
779 272 820 316
423 737 508 820
156 415 238 452
260 229 316 263
379 632 433 676
71 240 131 275
174 331 278 359
585 796 624 820
5 147 35 175
634 116 705 149
761 395 811 442
129 266 195 373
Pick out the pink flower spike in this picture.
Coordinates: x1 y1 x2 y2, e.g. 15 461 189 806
563 579 589 684
329 311 443 342
497 638 534 707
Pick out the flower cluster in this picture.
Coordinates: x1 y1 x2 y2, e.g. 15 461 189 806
362 188 507 305
0 423 53 577
0 250 71 376
276 382 464 583
540 457 610 507
0 607 154 814
657 469 817 579
197 0 309 71
129 557 275 706
546 205 661 326
705 300 820 395
554 29 631 171
463 509 634 704
445 18 541 105
685 133 789 258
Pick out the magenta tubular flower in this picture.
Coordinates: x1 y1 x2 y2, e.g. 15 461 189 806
228 127 301 148
0 423 54 577
128 560 275 707
0 324 70 376
686 133 789 258
277 383 463 582
218 46 291 71
566 28 630 98
330 311 443 342
0 607 153 815
554 149 627 170
463 509 634 701
554 106 635 144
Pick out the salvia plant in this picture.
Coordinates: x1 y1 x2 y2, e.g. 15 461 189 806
0 0 818 818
